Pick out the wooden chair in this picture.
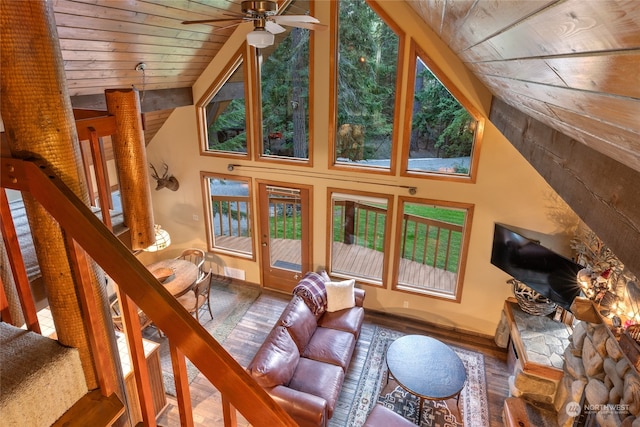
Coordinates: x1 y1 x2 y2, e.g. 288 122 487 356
110 298 153 334
176 269 213 322
176 248 205 271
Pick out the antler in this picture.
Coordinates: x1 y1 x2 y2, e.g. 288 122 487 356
149 162 179 191
150 163 160 179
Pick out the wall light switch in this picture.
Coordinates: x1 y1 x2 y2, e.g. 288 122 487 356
192 214 199 221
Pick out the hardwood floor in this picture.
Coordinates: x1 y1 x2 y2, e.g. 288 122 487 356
156 289 509 427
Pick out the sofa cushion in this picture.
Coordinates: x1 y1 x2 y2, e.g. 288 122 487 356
246 326 300 388
325 279 355 312
302 327 355 371
319 306 365 338
293 272 328 318
279 296 318 352
289 358 344 418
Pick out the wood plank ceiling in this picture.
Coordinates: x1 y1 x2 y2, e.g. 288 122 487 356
407 0 640 174
53 0 639 169
55 0 243 141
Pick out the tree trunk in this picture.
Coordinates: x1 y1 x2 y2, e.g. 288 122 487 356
291 28 307 158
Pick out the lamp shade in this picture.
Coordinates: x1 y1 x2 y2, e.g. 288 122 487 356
246 28 274 48
145 225 171 252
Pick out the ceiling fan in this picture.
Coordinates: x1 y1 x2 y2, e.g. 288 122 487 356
182 0 327 48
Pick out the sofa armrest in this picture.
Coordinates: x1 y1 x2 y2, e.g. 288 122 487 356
269 385 328 427
354 288 365 307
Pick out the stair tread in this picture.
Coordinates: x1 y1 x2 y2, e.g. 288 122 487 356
52 390 124 427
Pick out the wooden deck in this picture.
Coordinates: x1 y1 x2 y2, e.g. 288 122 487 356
214 236 457 294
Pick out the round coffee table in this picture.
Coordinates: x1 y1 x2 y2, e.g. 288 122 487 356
386 335 466 423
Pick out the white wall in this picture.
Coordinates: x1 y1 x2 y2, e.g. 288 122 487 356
143 1 580 336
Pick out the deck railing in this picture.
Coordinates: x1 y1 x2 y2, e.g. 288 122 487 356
1 157 295 427
268 195 302 239
211 195 252 238
401 214 462 272
333 200 461 272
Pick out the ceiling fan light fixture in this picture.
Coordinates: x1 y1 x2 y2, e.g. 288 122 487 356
246 28 274 48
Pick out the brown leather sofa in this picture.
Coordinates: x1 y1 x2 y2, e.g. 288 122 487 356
246 284 365 427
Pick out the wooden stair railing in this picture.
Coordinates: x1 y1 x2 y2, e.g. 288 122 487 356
1 157 297 427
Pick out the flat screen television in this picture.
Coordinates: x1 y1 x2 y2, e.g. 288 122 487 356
490 223 584 311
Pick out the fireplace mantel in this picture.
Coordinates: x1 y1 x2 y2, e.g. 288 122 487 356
571 297 640 376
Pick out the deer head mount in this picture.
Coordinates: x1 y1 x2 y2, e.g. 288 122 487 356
150 163 179 191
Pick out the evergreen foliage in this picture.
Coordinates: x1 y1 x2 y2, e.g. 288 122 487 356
206 0 475 163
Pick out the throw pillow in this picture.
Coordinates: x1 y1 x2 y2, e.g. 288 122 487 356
325 279 356 312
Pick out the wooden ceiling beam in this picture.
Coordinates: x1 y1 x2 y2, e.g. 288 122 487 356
71 87 193 113
490 97 640 280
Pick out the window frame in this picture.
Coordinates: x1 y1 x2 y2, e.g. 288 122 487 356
401 41 484 183
392 196 474 302
196 46 253 159
200 171 256 260
328 0 406 175
326 188 394 287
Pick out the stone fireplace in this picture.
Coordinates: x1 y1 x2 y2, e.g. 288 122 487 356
555 320 640 426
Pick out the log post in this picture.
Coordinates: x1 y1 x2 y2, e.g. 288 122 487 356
105 89 156 250
0 0 127 422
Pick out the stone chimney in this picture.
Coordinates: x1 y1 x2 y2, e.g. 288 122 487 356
556 320 640 426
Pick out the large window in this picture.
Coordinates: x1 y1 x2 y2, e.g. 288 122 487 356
404 43 483 179
259 0 311 161
333 0 402 170
202 53 249 156
201 173 254 259
329 190 392 285
393 198 473 301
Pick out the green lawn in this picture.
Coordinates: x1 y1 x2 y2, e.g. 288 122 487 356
269 201 466 273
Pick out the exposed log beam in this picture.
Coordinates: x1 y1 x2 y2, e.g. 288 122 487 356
71 87 193 113
490 98 640 279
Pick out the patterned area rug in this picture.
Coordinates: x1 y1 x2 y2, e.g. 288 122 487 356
338 326 489 427
144 279 261 396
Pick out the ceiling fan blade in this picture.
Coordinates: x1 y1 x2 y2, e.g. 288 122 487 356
272 15 327 31
273 15 320 24
265 21 286 34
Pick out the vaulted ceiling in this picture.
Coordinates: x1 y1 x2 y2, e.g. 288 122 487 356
52 0 640 271
56 0 639 170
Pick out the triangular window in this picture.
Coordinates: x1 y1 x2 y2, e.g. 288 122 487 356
405 43 482 179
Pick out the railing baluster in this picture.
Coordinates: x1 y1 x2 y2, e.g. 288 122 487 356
66 237 121 398
421 223 428 265
226 200 233 237
0 276 14 324
372 211 379 250
222 395 237 427
412 221 419 262
170 341 194 427
444 231 453 271
234 200 240 237
0 189 40 333
88 127 112 230
433 227 442 268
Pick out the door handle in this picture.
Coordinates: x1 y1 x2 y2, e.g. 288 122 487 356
262 242 267 246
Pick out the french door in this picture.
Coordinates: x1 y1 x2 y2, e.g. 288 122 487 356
258 181 311 293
